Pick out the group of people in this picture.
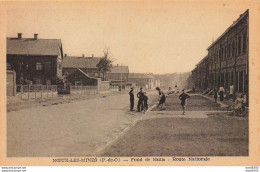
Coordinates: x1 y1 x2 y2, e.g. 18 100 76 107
129 86 191 115
129 87 148 113
212 85 247 115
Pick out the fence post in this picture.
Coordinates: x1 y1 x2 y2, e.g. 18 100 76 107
35 85 37 98
28 85 30 99
41 85 43 98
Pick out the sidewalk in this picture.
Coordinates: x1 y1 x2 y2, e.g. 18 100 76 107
7 90 129 112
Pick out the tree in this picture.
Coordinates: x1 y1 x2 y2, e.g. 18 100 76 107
96 48 114 81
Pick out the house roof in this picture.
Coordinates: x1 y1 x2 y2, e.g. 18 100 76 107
65 68 97 80
108 65 129 73
129 73 154 79
62 56 101 68
7 38 62 56
207 9 248 50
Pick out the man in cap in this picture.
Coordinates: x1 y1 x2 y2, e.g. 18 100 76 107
137 87 144 112
129 87 135 111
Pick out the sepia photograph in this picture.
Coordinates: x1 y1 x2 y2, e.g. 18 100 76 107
0 0 260 167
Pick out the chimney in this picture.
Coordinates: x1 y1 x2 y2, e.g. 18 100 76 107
92 54 94 58
34 34 38 40
64 54 67 57
18 33 22 39
82 54 85 57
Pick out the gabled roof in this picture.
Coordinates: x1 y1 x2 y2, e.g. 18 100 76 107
129 73 154 79
207 9 248 50
108 65 129 73
7 38 62 56
65 68 96 80
62 56 101 68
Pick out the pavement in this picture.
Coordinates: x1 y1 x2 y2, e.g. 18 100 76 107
101 93 248 156
7 90 158 157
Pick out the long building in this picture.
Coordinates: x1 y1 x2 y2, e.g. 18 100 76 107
191 9 249 94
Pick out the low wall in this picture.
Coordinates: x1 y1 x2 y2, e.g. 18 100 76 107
97 79 110 92
7 70 16 96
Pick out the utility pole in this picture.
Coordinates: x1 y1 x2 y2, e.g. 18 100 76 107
120 64 123 92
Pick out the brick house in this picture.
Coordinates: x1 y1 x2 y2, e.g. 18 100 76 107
7 33 63 85
62 55 103 78
106 65 129 86
191 9 249 94
128 73 155 89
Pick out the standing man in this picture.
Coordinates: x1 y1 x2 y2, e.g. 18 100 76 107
129 87 134 111
179 89 191 115
137 87 144 112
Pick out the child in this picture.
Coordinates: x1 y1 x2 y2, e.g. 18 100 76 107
143 92 148 113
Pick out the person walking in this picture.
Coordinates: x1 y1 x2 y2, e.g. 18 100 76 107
219 86 224 101
230 84 234 101
179 89 190 115
214 88 218 103
156 87 166 110
143 92 148 113
137 87 144 112
129 87 134 111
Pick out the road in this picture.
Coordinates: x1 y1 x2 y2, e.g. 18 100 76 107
7 91 158 157
102 94 248 156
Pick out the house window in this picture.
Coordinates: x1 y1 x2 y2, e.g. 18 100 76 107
7 63 11 70
238 36 242 55
45 62 51 70
36 62 43 70
232 41 235 57
243 32 247 53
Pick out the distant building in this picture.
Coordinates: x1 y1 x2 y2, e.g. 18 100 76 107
106 65 129 86
128 73 155 89
64 68 98 86
62 55 103 79
7 33 64 85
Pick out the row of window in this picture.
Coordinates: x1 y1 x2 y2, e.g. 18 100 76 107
36 62 51 70
210 32 247 64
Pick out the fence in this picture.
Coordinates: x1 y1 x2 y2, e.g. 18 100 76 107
70 86 97 95
16 85 58 99
15 84 120 100
110 85 119 91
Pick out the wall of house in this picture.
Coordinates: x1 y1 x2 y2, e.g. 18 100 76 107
63 68 103 79
128 78 153 89
97 79 110 92
7 55 58 85
106 73 129 82
65 70 98 86
208 13 248 93
191 11 248 94
6 70 16 96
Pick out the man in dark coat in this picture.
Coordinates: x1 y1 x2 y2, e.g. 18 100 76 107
179 89 191 115
137 87 144 112
129 87 134 111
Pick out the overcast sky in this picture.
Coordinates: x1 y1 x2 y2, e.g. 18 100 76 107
6 1 248 74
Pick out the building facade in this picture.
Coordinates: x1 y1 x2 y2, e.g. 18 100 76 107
62 55 103 79
128 73 155 89
7 33 63 85
191 9 249 94
106 65 129 86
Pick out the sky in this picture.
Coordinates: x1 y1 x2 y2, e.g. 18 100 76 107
5 1 248 74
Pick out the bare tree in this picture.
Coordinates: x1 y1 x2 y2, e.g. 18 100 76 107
96 48 115 81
